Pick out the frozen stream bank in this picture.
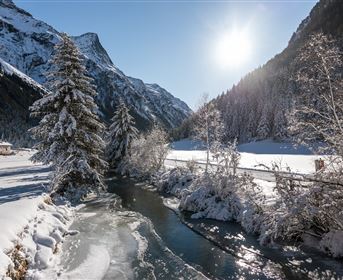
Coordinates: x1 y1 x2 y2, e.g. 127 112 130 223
42 177 343 279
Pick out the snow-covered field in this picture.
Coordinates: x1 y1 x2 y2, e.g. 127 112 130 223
169 139 324 174
0 150 74 278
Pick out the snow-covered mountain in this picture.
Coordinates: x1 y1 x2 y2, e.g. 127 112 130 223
0 0 192 131
0 57 45 146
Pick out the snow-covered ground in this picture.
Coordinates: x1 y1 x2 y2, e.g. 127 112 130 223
166 138 318 211
169 139 324 174
163 139 343 258
0 150 74 278
0 150 208 279
167 139 324 213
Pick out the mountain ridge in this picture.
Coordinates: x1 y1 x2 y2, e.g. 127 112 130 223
0 57 45 146
209 0 343 143
0 0 192 140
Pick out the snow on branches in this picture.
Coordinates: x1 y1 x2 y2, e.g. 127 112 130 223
123 125 169 177
284 33 343 255
106 99 138 171
193 94 224 173
30 33 107 199
290 33 343 157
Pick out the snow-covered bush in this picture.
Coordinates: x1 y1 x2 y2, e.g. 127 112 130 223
179 173 240 221
154 152 342 257
241 162 343 256
176 171 261 223
185 159 198 174
124 126 169 177
256 177 309 244
258 170 343 256
155 167 194 196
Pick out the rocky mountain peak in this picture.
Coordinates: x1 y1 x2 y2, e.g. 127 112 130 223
0 0 32 17
0 0 192 134
72 32 116 71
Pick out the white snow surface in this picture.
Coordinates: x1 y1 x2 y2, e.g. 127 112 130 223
0 58 45 92
0 150 74 278
169 139 324 174
0 142 12 147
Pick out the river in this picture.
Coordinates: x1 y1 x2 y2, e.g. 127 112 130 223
51 176 343 280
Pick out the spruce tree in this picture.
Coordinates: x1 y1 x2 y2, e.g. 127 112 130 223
106 100 138 170
30 33 107 199
256 104 271 140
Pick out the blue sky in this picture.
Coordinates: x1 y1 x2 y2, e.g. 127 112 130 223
14 0 316 109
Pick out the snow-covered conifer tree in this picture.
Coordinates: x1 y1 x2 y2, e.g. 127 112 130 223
106 99 138 170
273 106 288 140
256 105 271 140
30 33 107 199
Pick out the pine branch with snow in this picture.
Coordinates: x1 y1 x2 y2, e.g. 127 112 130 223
106 99 138 170
30 33 107 199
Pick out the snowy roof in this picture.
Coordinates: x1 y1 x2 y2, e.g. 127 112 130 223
0 141 12 147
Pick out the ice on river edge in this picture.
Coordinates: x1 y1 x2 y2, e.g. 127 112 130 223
0 150 209 279
2 143 342 279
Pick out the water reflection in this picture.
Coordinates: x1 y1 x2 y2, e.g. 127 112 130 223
108 176 343 280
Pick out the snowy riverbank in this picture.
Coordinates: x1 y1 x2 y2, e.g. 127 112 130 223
160 140 343 259
0 150 76 278
155 167 343 261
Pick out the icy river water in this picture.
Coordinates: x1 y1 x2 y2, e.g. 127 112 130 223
55 177 343 280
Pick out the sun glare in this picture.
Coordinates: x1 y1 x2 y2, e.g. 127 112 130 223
214 29 252 68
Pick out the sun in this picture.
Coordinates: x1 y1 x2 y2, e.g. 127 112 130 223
214 29 252 68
